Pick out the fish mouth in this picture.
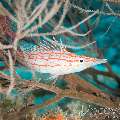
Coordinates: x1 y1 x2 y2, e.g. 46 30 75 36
95 59 107 65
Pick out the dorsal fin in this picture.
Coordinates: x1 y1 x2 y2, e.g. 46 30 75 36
18 36 65 54
18 36 95 54
38 36 65 52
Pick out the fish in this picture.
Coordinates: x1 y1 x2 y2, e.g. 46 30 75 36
17 37 107 79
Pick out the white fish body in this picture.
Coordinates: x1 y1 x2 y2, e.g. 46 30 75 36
17 43 107 77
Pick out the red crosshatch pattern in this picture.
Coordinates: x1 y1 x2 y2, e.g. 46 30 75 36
17 48 98 69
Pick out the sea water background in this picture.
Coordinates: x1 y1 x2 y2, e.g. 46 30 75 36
0 0 120 114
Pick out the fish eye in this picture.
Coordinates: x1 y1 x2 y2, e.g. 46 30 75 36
80 59 84 63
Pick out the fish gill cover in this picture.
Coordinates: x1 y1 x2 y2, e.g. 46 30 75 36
0 0 120 120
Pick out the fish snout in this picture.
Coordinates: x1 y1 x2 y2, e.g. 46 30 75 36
94 58 107 65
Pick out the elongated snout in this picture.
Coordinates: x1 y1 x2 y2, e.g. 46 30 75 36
92 58 107 66
96 59 107 64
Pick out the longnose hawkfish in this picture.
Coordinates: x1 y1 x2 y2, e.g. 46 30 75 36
17 38 107 79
